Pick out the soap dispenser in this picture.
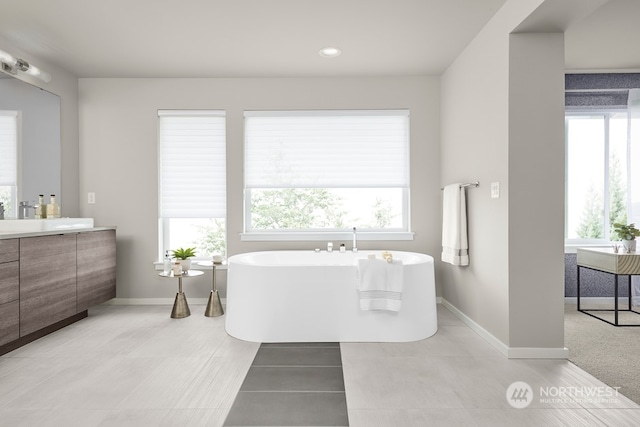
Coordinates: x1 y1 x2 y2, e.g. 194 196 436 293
35 194 45 219
163 250 172 274
46 194 60 218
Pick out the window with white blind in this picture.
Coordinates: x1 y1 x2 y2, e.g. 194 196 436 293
243 110 411 239
0 110 18 217
158 110 226 258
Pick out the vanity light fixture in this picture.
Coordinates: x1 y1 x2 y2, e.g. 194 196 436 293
319 46 342 58
0 48 52 83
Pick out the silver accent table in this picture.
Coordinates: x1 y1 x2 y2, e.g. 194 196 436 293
197 261 225 317
158 270 204 318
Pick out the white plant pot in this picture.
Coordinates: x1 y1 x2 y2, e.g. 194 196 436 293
180 258 192 271
623 240 637 253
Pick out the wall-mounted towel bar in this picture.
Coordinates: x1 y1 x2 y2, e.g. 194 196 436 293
441 181 479 190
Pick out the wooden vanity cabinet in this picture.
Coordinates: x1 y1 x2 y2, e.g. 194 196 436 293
0 239 19 346
77 230 116 311
19 234 78 336
0 229 116 355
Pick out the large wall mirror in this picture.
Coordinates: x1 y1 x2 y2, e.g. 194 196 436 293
0 72 60 218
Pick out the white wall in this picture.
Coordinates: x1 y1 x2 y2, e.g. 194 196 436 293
78 77 440 299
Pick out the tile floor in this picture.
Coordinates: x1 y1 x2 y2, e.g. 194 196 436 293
225 343 348 426
0 304 639 426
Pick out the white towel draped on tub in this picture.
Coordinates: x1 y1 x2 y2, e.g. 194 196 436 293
441 183 470 266
357 258 404 312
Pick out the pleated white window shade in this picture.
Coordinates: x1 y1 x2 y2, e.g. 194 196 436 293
159 110 226 218
0 111 18 187
244 110 409 189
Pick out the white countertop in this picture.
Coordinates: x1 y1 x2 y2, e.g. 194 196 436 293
0 227 116 240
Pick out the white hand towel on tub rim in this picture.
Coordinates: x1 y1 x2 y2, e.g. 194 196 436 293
441 183 469 266
357 258 404 312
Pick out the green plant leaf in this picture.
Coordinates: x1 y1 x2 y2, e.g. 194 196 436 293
171 247 197 259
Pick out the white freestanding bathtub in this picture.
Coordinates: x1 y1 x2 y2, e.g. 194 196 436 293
225 250 438 343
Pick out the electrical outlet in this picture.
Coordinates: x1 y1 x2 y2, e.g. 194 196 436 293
491 182 500 199
88 192 96 204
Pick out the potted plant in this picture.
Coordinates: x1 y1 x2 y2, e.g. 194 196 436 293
171 247 196 271
612 223 640 252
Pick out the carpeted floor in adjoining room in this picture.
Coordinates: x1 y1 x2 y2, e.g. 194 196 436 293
565 303 640 404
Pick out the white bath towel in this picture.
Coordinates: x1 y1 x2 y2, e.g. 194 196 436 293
441 183 469 266
357 258 404 312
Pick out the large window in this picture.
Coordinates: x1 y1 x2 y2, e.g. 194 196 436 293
243 110 410 237
0 110 18 217
565 111 628 242
158 110 226 258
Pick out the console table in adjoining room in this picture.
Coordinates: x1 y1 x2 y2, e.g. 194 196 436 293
577 247 640 326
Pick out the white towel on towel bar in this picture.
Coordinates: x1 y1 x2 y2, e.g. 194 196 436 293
357 258 404 312
441 183 470 266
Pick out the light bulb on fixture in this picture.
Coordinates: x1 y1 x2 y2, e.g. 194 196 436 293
0 49 17 65
0 48 52 83
24 63 52 83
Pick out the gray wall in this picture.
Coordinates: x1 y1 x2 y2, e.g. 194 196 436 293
78 77 441 300
507 32 565 349
439 0 604 353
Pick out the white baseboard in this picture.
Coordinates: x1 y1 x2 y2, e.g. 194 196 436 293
439 298 510 357
507 347 569 359
104 298 225 305
439 298 568 359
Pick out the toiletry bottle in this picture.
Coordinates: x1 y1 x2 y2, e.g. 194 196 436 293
35 194 45 219
46 194 60 218
340 244 346 253
173 261 182 276
327 242 333 252
163 250 172 274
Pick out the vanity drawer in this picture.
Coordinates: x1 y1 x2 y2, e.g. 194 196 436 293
0 261 19 305
0 300 19 346
0 239 19 263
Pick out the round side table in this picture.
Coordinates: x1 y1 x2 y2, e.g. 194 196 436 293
158 270 204 318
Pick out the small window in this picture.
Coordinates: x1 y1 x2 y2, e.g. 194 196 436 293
158 110 226 258
243 110 410 236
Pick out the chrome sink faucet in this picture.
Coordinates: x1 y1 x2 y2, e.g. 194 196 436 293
18 201 34 219
352 227 358 252
0 202 4 219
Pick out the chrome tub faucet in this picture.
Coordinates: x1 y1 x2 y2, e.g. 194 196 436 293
352 227 358 252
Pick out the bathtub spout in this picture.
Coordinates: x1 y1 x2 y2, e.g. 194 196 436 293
352 227 358 252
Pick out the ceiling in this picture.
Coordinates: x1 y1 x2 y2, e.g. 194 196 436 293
564 0 640 72
0 0 638 79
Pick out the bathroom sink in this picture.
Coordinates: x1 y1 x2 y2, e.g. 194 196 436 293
0 218 94 232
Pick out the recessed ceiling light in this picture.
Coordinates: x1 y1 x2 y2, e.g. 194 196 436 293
319 47 342 58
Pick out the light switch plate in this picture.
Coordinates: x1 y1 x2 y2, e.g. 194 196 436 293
491 182 500 199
